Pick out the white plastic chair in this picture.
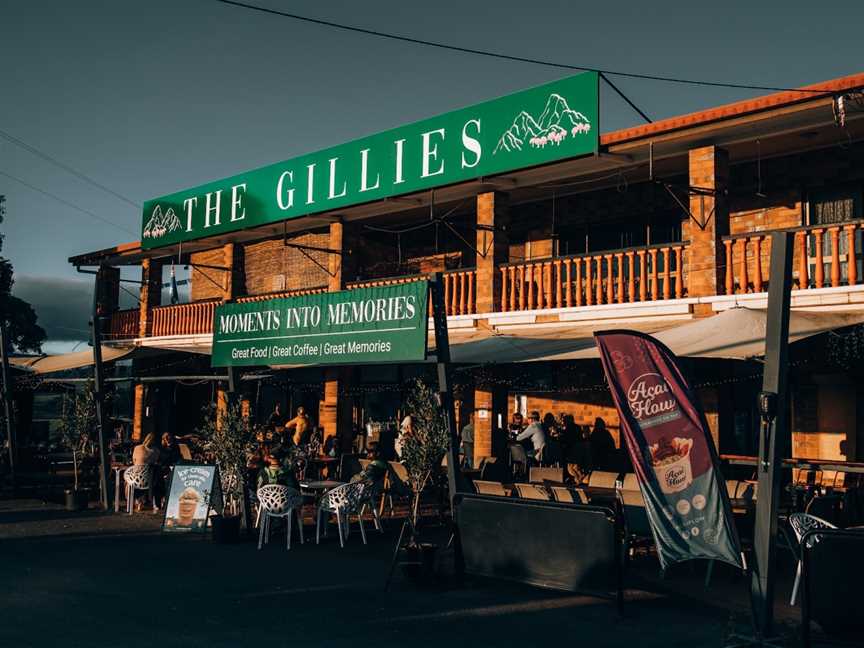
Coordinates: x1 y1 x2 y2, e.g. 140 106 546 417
123 465 153 515
256 485 305 550
315 482 368 548
788 512 837 605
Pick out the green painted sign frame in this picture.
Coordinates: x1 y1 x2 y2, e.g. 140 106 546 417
211 281 429 367
143 72 598 249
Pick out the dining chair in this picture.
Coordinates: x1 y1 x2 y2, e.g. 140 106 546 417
550 486 589 504
528 466 564 484
514 483 550 501
472 480 507 497
789 512 837 605
588 470 619 490
315 482 368 548
256 485 305 550
123 465 153 515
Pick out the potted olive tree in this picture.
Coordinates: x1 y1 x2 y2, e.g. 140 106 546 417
57 383 99 511
400 378 450 580
197 399 255 543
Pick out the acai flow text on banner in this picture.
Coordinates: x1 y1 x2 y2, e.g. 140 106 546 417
211 281 429 368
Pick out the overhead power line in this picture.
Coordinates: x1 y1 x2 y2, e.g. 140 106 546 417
213 0 828 95
0 169 137 236
0 128 139 208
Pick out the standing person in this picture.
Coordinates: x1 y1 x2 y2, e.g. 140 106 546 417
515 411 546 464
460 413 475 469
284 407 310 447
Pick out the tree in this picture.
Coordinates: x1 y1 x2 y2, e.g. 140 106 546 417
197 400 256 516
57 382 99 491
0 196 46 353
401 378 450 533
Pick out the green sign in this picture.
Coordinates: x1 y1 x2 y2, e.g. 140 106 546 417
211 281 429 367
143 72 598 249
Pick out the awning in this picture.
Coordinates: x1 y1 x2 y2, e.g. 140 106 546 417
446 308 864 363
10 345 137 374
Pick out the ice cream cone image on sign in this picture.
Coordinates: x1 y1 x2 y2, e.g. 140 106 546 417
178 487 201 525
649 437 694 494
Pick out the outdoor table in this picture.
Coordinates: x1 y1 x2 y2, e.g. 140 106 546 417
299 480 344 494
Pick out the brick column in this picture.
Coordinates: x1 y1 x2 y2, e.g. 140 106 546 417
133 259 162 441
222 242 243 300
476 192 510 314
686 146 729 311
473 385 494 465
319 220 352 443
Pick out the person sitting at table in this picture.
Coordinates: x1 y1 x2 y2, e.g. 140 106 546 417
351 445 387 486
516 411 546 464
159 432 181 466
132 433 160 466
284 407 310 447
589 417 616 471
508 412 525 438
257 454 300 491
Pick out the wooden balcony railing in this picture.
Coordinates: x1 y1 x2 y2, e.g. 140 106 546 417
151 300 219 336
499 243 687 312
107 308 139 339
348 270 477 316
235 286 328 303
722 220 864 294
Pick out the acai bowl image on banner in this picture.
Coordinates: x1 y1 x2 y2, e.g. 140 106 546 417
594 330 743 570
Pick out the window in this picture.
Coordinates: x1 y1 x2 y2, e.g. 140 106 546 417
808 185 861 226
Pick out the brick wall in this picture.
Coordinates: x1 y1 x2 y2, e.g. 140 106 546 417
243 232 330 296
190 247 229 301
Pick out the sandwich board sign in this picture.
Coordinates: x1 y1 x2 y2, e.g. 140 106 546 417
162 464 222 533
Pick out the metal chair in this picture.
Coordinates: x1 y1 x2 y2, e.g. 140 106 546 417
789 512 837 605
256 485 305 550
123 465 153 515
315 482 368 548
381 461 411 517
550 485 589 504
508 443 529 480
514 483 550 501
473 480 507 496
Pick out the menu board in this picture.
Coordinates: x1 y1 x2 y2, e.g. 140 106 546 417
162 464 221 533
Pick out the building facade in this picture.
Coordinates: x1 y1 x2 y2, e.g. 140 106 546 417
70 72 864 470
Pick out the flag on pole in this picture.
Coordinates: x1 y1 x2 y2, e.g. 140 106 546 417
595 330 743 569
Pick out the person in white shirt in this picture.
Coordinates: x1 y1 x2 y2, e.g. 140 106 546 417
516 411 546 463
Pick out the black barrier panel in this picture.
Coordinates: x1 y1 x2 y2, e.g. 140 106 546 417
456 494 620 598
801 529 864 647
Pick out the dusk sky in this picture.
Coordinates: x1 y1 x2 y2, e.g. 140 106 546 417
3 0 863 352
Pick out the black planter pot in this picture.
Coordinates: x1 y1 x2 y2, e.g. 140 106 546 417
211 515 241 543
64 488 89 512
402 543 439 584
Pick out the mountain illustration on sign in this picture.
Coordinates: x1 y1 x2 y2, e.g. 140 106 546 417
142 205 182 239
493 93 591 155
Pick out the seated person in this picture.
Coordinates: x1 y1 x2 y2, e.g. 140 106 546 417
257 455 300 492
516 411 547 462
159 432 181 466
351 446 388 486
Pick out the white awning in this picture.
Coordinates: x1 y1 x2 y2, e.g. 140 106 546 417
446 308 864 363
10 345 137 374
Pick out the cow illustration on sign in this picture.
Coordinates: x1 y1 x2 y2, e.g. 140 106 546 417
142 205 182 239
493 93 592 155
